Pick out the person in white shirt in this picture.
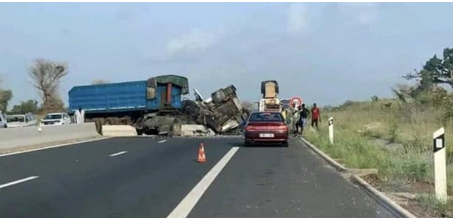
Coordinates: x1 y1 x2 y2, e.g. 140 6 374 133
74 107 85 124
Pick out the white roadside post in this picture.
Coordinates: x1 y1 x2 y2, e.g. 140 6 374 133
433 127 447 203
328 117 334 144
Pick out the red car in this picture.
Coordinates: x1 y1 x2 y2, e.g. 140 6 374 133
243 111 289 147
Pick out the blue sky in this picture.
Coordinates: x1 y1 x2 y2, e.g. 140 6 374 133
0 2 452 108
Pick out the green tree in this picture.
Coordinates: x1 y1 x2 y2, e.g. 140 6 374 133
0 89 12 112
371 95 379 102
10 100 39 114
405 47 453 88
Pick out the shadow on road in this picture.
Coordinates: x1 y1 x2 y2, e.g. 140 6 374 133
227 141 286 148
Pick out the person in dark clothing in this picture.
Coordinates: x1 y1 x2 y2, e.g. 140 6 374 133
311 103 321 129
294 105 302 134
299 104 310 133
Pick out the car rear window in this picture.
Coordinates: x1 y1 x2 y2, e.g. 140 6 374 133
249 112 284 122
7 116 25 123
44 114 62 120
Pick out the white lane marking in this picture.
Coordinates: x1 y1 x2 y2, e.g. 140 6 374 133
0 176 39 189
0 137 110 158
109 151 127 157
158 140 167 143
166 147 240 218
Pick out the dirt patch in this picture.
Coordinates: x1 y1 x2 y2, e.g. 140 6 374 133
409 181 437 195
362 174 382 189
403 197 452 218
361 174 453 218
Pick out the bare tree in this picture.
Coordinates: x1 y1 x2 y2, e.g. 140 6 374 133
91 79 110 85
28 59 68 112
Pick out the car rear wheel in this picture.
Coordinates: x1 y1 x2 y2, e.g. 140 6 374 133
244 140 252 147
282 141 289 147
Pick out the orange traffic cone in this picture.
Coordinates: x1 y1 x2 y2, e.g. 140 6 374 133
197 142 206 163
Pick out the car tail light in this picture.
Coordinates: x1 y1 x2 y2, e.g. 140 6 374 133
275 124 288 131
245 124 288 132
245 125 255 131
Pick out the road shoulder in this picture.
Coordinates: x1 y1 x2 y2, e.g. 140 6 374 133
300 136 418 218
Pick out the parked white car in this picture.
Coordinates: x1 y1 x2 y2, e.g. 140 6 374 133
40 112 72 126
6 113 37 128
0 111 7 128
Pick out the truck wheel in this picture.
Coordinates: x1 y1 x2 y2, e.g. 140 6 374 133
98 118 106 126
105 118 114 125
169 119 182 137
94 119 103 135
182 100 199 121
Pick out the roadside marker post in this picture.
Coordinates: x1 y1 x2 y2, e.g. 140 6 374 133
433 127 447 203
328 117 334 144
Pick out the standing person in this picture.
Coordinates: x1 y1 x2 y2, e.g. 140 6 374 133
75 106 85 124
285 107 293 134
311 103 321 129
299 104 310 132
293 105 301 134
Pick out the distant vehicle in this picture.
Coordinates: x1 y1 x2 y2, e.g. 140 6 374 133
40 112 71 126
243 111 289 147
280 99 291 109
259 80 281 112
0 111 7 128
6 113 37 128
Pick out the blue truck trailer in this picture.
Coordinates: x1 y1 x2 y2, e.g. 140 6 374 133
69 75 190 135
68 74 248 136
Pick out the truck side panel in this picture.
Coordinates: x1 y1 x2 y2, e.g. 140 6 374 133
68 81 147 114
147 85 183 110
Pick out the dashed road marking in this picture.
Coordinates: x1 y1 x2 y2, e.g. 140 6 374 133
166 147 240 218
109 151 127 157
0 176 39 189
158 140 167 143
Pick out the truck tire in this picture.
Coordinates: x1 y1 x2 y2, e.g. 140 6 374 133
182 100 199 120
169 118 182 137
94 119 103 135
122 116 132 125
105 118 115 125
212 90 226 103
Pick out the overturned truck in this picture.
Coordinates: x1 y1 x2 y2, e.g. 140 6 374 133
68 75 248 136
183 86 249 134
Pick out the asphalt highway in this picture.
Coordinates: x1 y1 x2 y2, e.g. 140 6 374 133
0 136 397 218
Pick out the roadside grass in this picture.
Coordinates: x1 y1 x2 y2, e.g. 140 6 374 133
416 194 453 217
302 98 453 215
303 127 433 183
